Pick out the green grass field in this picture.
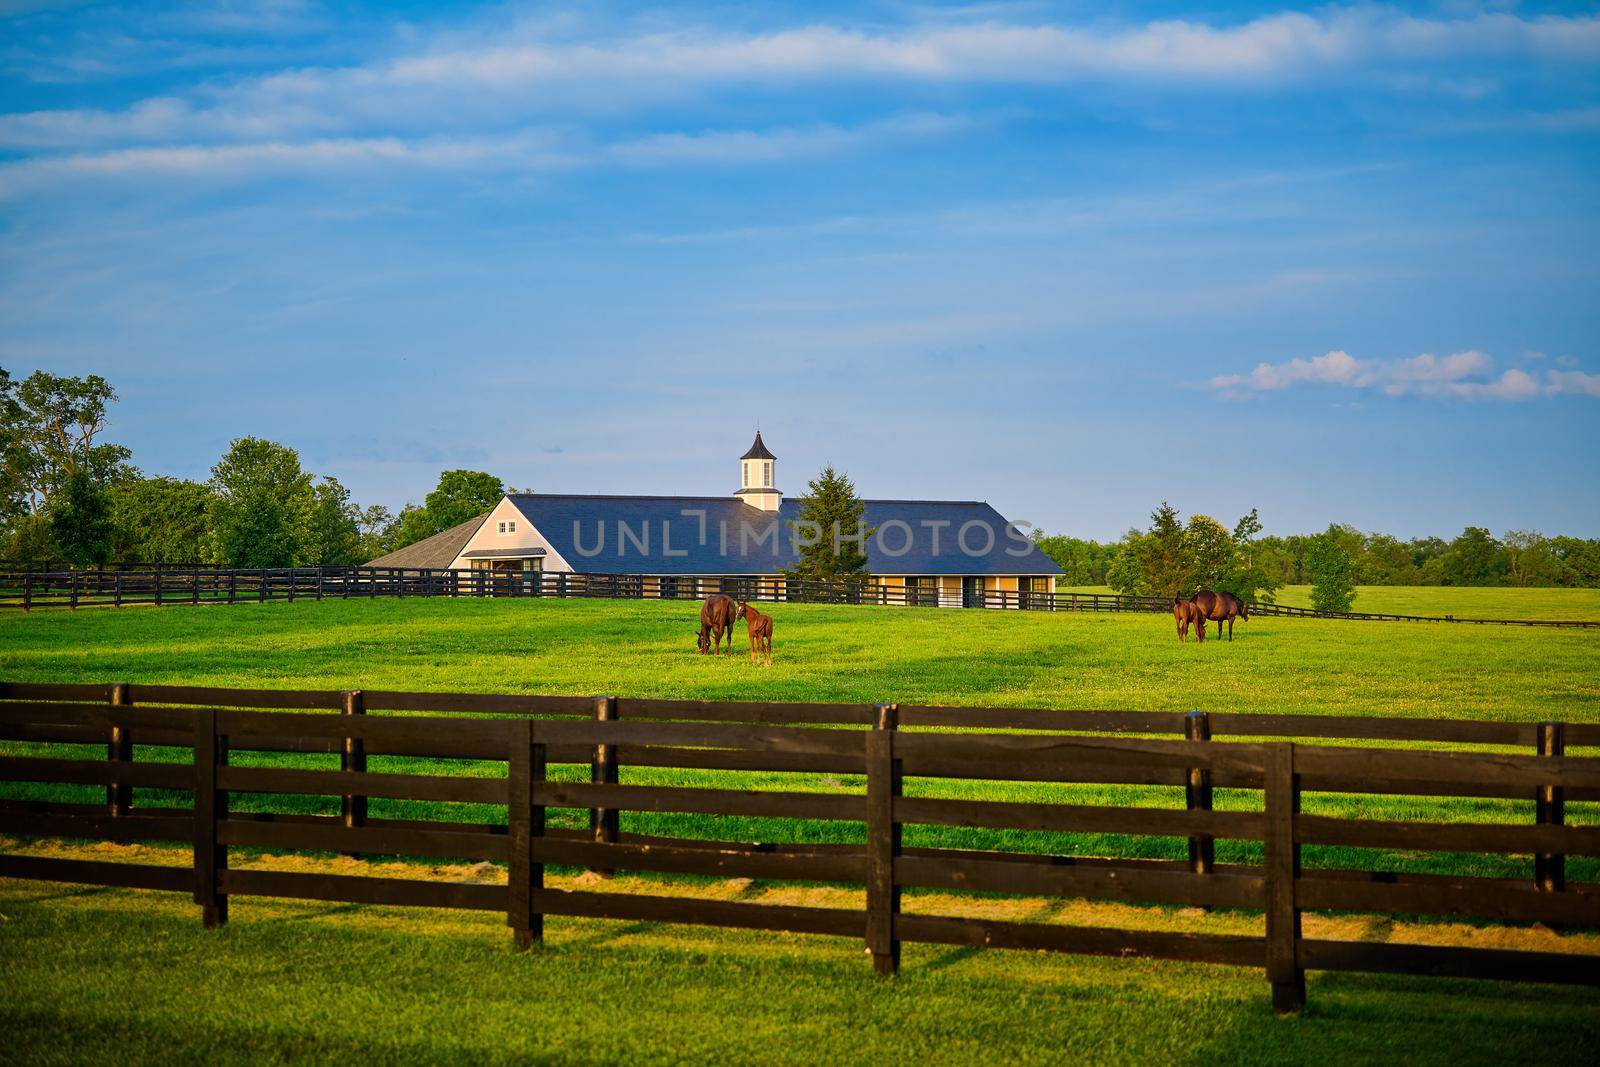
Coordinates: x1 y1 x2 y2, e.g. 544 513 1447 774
2 593 1598 1062
1057 584 1600 622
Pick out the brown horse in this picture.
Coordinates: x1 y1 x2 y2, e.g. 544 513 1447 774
1173 597 1206 642
698 594 738 655
735 601 773 666
1189 589 1246 642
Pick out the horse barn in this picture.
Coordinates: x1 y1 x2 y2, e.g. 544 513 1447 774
367 433 1062 606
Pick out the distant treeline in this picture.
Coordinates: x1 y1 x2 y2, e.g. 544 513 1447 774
1034 518 1600 591
5 367 1595 590
0 368 505 568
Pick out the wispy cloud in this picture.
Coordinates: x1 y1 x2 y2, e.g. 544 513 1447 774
4 7 1598 153
0 112 974 196
607 113 974 167
1210 350 1600 401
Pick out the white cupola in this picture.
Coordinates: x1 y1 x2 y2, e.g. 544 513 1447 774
735 431 781 511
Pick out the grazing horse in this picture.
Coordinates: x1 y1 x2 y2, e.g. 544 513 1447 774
1173 597 1206 642
735 601 774 667
1190 589 1246 642
698 594 738 655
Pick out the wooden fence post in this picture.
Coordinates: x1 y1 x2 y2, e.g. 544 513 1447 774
1535 722 1565 901
107 683 133 816
866 702 902 977
590 695 619 877
1264 743 1304 1013
508 719 546 949
341 690 367 856
194 708 228 929
114 571 123 608
21 572 30 612
191 568 200 606
1185 711 1214 878
69 570 78 611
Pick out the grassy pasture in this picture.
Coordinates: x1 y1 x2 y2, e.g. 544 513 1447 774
2 594 1598 1061
4 850 1598 1065
1056 584 1600 621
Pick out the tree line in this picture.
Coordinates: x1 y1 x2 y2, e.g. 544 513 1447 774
6 367 1596 594
1031 506 1600 610
0 368 506 568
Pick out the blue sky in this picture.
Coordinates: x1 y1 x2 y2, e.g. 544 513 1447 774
1 1 1597 540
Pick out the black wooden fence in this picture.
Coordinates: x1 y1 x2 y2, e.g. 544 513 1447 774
1 681 1597 1011
3 566 1595 627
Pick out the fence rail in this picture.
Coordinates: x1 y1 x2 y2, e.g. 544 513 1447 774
2 566 1595 627
1 681 1597 1010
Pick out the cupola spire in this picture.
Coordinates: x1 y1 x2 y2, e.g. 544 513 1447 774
735 431 781 511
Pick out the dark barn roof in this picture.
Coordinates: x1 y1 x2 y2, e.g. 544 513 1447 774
365 513 490 568
506 495 1062 577
740 431 776 461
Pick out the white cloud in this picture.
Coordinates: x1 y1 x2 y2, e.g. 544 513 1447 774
1211 350 1600 401
3 7 1598 152
607 113 972 166
1547 369 1600 399
0 131 575 196
0 114 970 196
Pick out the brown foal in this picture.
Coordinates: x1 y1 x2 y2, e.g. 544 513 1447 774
735 601 774 666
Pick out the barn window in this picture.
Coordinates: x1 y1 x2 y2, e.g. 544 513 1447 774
763 461 772 487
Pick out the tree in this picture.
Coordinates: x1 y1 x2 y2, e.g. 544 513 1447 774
48 468 114 567
1502 530 1562 588
1030 532 1118 586
1548 536 1600 588
1105 530 1146 595
0 368 26 528
1137 502 1187 598
1441 526 1507 586
301 476 363 566
424 470 505 531
1306 526 1358 613
110 477 214 563
0 513 53 561
385 470 505 551
1182 514 1235 592
1221 507 1282 604
1362 533 1417 585
785 465 873 582
355 504 401 560
4 370 134 510
205 437 315 567
210 492 301 568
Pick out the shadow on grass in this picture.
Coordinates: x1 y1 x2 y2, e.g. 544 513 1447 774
3 884 114 906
